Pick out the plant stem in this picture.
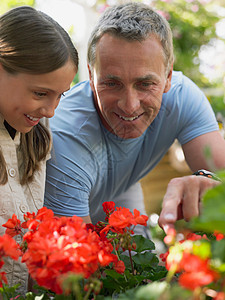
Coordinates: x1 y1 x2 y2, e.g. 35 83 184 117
83 286 92 300
128 249 135 275
192 287 202 300
2 285 10 300
165 264 177 283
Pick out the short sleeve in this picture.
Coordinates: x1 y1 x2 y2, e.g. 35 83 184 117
176 76 218 145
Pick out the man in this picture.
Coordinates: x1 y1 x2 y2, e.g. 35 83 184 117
44 2 225 233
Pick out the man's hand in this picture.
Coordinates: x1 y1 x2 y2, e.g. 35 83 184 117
158 175 220 233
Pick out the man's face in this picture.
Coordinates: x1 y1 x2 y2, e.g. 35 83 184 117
89 33 172 139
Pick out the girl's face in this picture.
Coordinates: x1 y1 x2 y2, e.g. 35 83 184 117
0 60 76 133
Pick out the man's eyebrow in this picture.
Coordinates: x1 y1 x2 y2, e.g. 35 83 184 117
105 75 121 80
134 74 160 81
102 74 160 82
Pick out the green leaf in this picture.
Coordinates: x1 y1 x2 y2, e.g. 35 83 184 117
120 254 132 270
132 252 159 268
211 239 225 263
190 182 225 233
132 235 155 252
192 240 211 259
104 269 125 280
135 282 168 300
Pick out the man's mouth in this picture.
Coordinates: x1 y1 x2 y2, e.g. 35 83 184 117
25 114 40 121
119 115 140 121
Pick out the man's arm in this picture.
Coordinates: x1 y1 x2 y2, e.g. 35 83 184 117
182 131 225 172
159 130 225 232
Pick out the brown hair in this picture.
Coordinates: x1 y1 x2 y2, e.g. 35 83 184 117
0 6 79 184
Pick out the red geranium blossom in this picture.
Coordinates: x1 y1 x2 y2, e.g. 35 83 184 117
179 252 219 291
184 232 208 241
21 212 122 294
133 209 148 226
0 272 7 287
214 231 225 241
2 214 22 237
102 201 115 216
114 260 126 274
0 234 21 260
108 206 148 232
214 292 225 300
0 234 21 287
109 207 135 229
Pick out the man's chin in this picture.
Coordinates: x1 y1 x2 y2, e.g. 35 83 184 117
114 130 144 140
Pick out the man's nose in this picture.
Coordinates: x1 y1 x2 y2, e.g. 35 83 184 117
118 88 140 114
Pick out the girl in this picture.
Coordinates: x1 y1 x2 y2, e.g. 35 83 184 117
0 5 78 292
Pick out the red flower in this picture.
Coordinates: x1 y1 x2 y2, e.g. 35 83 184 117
108 207 136 230
159 251 169 262
0 271 8 287
214 231 225 241
2 214 22 237
22 212 35 229
107 206 148 233
185 232 208 241
133 209 148 226
24 207 54 232
179 252 219 291
163 228 176 246
114 260 125 274
214 292 225 300
22 214 121 294
35 207 54 221
179 270 218 291
0 234 21 260
102 201 115 216
86 221 106 235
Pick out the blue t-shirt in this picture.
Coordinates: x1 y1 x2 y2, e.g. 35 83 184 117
44 71 218 223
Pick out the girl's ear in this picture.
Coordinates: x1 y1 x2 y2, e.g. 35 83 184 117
164 64 173 93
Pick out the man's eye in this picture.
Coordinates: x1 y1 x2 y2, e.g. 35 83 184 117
140 82 152 87
34 91 47 97
135 81 154 90
105 82 116 87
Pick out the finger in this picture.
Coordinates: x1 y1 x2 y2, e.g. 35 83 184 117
158 177 185 228
199 177 220 199
162 223 175 235
182 177 200 221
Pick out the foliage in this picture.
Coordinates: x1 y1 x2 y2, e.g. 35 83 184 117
151 0 222 88
0 0 35 14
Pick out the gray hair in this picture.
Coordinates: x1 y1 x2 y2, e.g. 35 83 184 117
87 2 174 75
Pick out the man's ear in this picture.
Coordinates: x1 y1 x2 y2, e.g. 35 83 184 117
88 64 99 103
88 64 94 91
164 64 173 93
